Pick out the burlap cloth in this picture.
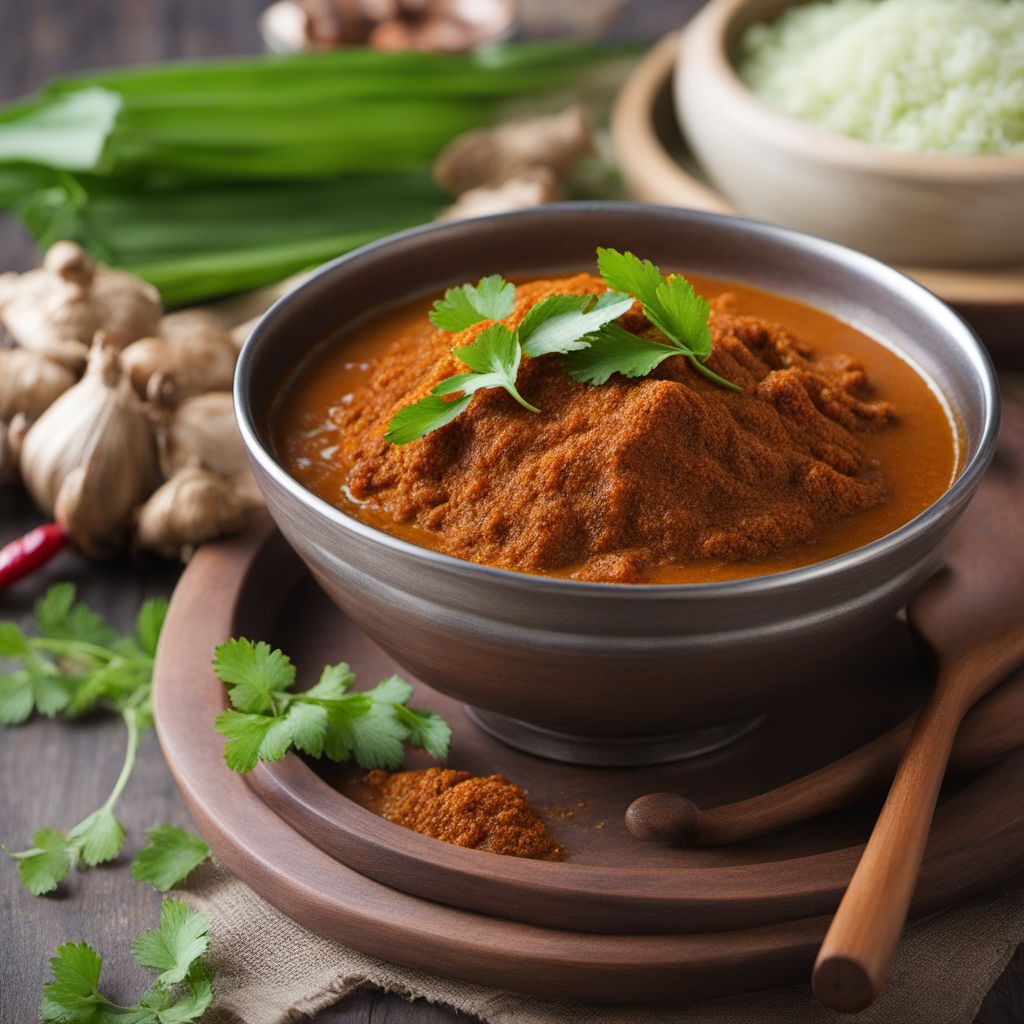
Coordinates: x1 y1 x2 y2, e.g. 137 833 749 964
178 861 1024 1024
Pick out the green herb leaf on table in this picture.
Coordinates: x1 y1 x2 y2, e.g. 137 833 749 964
1 584 165 896
571 248 740 392
132 899 210 986
131 825 211 893
39 900 213 1024
5 829 72 897
429 274 517 331
213 638 450 773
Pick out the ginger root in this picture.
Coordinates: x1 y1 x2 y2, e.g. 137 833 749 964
121 309 237 399
0 241 161 366
135 464 257 560
433 106 592 196
437 168 561 222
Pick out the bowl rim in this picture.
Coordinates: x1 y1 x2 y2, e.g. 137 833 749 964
235 200 1001 598
683 0 1024 179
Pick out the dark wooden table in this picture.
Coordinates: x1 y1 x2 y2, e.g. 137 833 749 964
1 2 1022 1022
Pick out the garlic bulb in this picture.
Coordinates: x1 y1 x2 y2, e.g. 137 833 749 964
0 348 77 421
19 335 160 556
135 464 256 560
121 309 237 399
0 241 161 366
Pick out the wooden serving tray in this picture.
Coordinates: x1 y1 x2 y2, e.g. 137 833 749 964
153 406 1024 1000
610 32 1024 363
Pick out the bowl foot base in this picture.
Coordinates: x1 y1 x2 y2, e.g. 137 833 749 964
462 706 765 766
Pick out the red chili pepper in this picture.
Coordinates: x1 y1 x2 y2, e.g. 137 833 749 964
0 524 69 592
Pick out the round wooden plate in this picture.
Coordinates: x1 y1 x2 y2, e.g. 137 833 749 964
610 32 1024 361
230 536 1023 936
153 407 1024 1000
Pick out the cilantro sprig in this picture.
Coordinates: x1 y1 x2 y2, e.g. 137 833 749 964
387 275 633 445
213 638 451 772
39 899 213 1024
131 825 211 893
429 274 516 331
1 584 168 895
565 249 740 392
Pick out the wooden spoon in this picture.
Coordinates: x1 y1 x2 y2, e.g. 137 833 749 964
625 662 1024 846
811 437 1024 1013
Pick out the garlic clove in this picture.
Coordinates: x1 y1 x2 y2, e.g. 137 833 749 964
135 465 257 561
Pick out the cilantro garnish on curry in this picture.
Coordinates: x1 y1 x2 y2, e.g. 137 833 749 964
272 247 958 585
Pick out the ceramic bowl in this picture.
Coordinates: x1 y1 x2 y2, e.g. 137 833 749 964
235 202 999 765
676 0 1024 269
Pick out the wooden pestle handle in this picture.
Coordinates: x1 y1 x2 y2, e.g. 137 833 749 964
812 678 965 1012
625 664 1024 846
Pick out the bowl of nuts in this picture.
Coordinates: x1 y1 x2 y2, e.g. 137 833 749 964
260 0 517 54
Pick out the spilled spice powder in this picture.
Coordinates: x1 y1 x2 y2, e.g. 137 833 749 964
362 767 565 861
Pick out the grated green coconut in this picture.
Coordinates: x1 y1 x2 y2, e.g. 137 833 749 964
737 0 1024 155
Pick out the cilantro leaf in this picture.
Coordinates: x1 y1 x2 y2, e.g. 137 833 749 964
66 807 125 867
596 247 664 308
212 639 451 773
394 706 453 760
429 274 516 331
443 323 538 411
564 322 677 385
39 904 213 1024
213 710 288 772
366 674 414 705
2 585 166 899
305 663 355 700
581 248 739 392
131 826 210 893
386 322 539 445
384 394 473 446
136 599 169 659
39 941 104 1022
131 900 210 986
0 620 28 656
34 583 117 647
213 638 295 714
136 962 214 1023
518 291 635 358
0 670 73 724
5 828 72 896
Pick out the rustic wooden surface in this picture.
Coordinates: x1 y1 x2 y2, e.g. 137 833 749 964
0 1 1021 1022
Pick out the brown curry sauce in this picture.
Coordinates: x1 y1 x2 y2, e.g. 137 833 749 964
271 273 958 585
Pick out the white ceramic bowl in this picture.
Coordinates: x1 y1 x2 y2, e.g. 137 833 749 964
675 0 1024 268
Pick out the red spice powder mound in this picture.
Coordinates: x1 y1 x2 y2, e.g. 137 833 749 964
336 273 894 583
363 767 566 861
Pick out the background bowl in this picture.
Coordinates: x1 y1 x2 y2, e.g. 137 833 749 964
676 0 1024 268
236 202 998 765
